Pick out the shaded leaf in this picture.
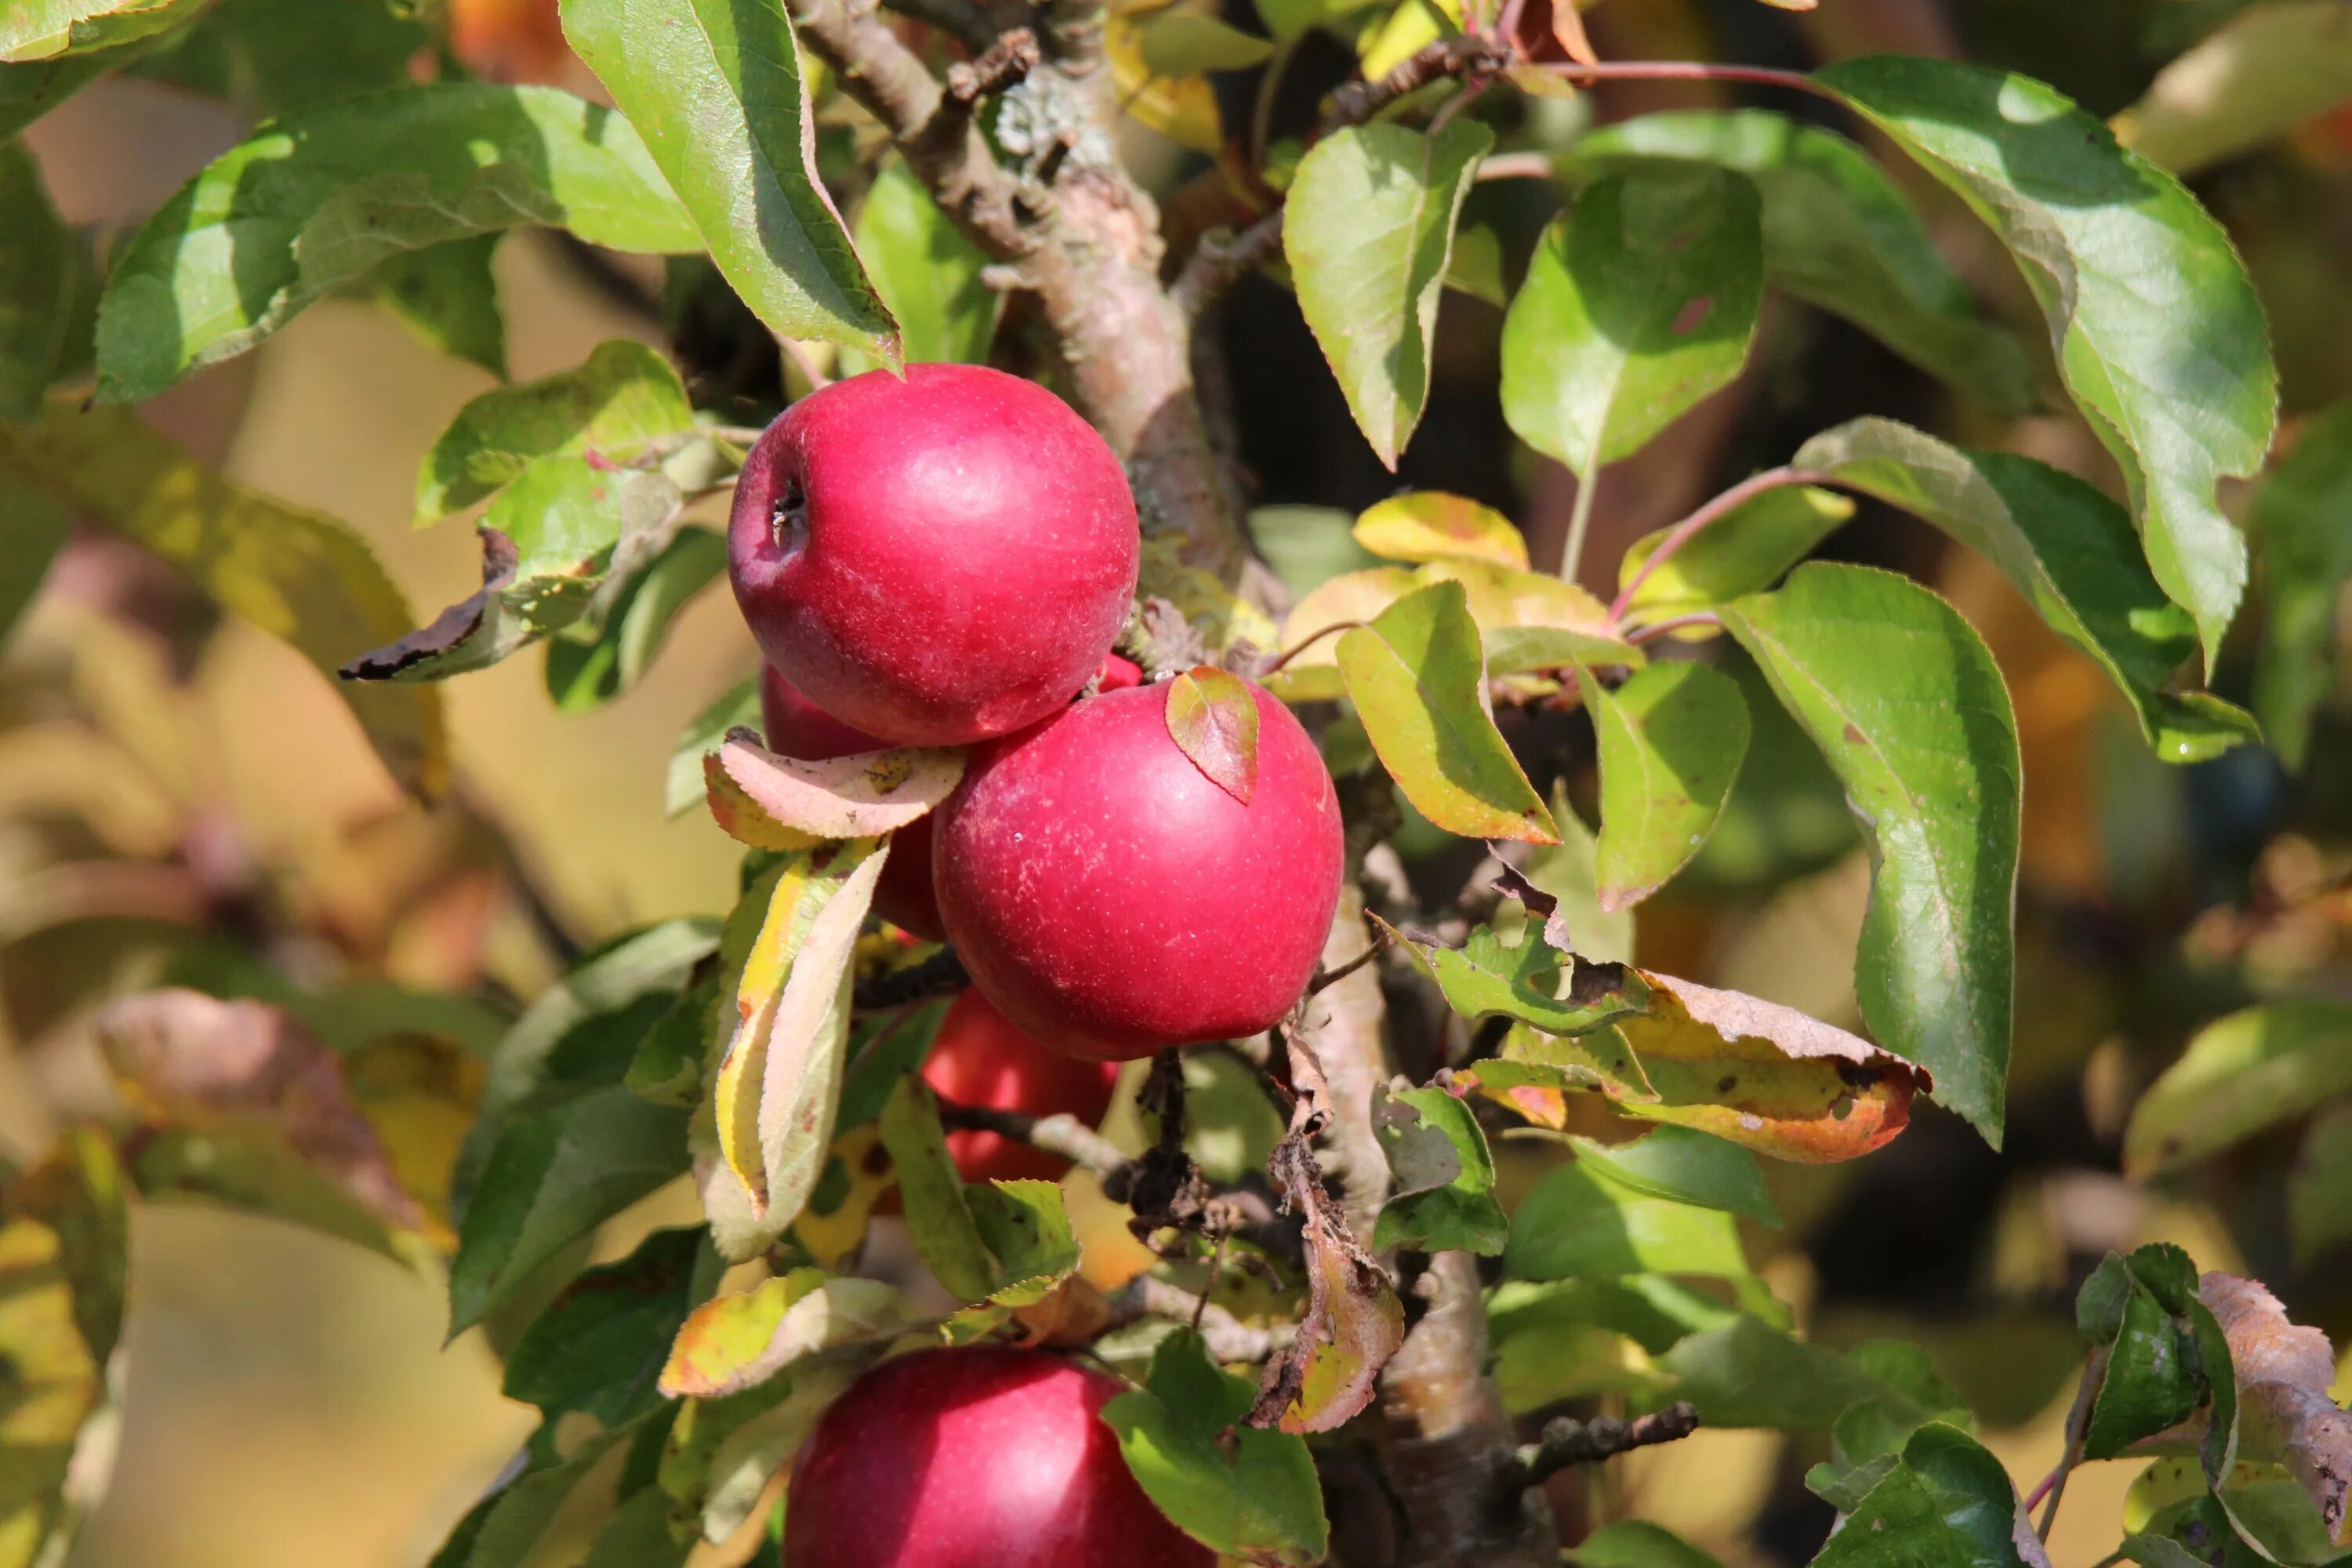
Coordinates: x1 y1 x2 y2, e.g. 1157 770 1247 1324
426 1416 652 1568
1816 55 2278 664
1563 109 2038 412
1572 1520 1724 1568
1335 579 1559 842
1377 913 1648 1036
0 404 447 797
846 157 996 372
95 84 700 401
1102 1327 1329 1566
503 1226 720 1425
0 49 121 142
1814 1423 2051 1568
659 1349 872 1545
2119 2 2352 176
1795 418 2259 763
371 234 506 380
2252 401 2352 769
1489 1275 1735 1414
2078 1245 2208 1462
1518 786 1635 964
1166 665 1259 804
1617 485 1853 628
876 1078 1079 1308
669 676 760 818
1286 119 1494 466
659 1268 901 1399
706 730 965 848
1566 1124 1778 1226
416 339 694 520
2124 1000 2352 1178
0 0 209 60
558 0 897 361
546 523 728 711
1504 1159 1749 1283
1586 659 1750 910
710 840 886 1221
0 145 80 419
1370 1084 1508 1255
1354 492 1529 569
2289 1106 2352 1269
0 471 68 651
1720 563 2019 1143
1662 1315 1911 1431
1250 504 1383 600
1501 167 1762 479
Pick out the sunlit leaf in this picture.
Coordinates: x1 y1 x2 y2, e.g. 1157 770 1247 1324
546 523 728 711
1105 6 1221 152
1720 563 2018 1143
1371 1084 1507 1254
705 731 965 848
1563 110 2038 412
670 677 761 818
1504 1160 1749 1283
1377 913 1646 1036
0 0 209 60
94 85 701 402
1796 418 2259 763
659 1267 901 1399
1617 485 1852 627
1353 492 1529 569
1585 659 1750 910
0 404 448 797
845 157 997 373
1164 665 1259 804
557 0 896 361
1817 54 2278 665
416 339 695 521
877 1077 1080 1309
2198 1270 2352 1552
2123 1000 2352 1178
659 1348 872 1545
1248 1138 1404 1434
1501 167 1762 480
1138 11 1276 72
2252 401 2352 770
1335 580 1559 842
1287 119 1493 467
1572 1521 1724 1568
1103 1328 1329 1565
1566 1124 1778 1227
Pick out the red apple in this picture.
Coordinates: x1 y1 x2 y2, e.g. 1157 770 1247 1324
924 989 1122 1185
784 1346 1210 1568
448 0 570 83
729 365 1140 748
760 662 945 941
933 678 1344 1061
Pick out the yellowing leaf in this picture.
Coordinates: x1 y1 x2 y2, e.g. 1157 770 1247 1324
705 729 965 848
1165 664 1259 803
1353 492 1530 568
793 1123 894 1269
659 1268 901 1399
711 840 887 1220
1107 8 1222 153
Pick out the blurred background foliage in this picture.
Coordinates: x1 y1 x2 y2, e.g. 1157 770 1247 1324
4 0 2352 1564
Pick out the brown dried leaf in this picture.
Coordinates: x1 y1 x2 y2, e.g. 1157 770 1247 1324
96 989 426 1232
1165 665 1259 804
2199 1272 2352 1546
1249 1134 1405 1434
706 728 965 848
339 527 522 681
1010 1275 1116 1348
1606 973 1926 1163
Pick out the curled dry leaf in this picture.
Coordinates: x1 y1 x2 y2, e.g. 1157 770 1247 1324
705 728 965 848
1250 1133 1406 1434
96 989 428 1233
2198 1272 2352 1548
1165 665 1259 804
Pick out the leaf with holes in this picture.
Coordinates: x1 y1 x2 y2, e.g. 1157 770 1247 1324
1376 913 1649 1037
705 729 965 848
1720 563 2018 1143
1585 660 1749 910
1371 1084 1508 1255
1165 665 1258 804
1501 167 1762 481
1285 119 1494 466
1797 418 2258 763
558 0 896 361
1335 580 1559 842
416 339 695 520
1816 55 2278 665
1353 492 1529 569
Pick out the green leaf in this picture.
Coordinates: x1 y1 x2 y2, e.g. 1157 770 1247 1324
1250 505 1383 600
1795 418 2259 763
2288 1106 2352 1269
2252 401 2352 769
129 0 426 117
1563 110 2038 413
95 84 701 402
546 524 728 711
1661 1316 1906 1431
1815 55 2278 666
1566 1125 1777 1227
1572 1520 1724 1568
2076 1244 2206 1462
1353 492 1529 569
1501 167 1762 480
0 403 448 797
1504 1160 1749 1283
1719 563 2020 1144
1102 1328 1330 1565
426 1417 652 1568
0 0 209 60
1371 1084 1508 1255
1617 485 1853 626
417 339 695 520
503 1226 720 1425
659 1351 870 1546
659 1268 900 1399
558 0 898 362
1138 11 1276 73
0 145 80 419
834 998 947 1127
1165 664 1259 804
1585 659 1750 911
1814 1424 2047 1568
670 676 760 817
876 1078 1079 1306
0 470 68 649
2118 2 2352 176
370 234 507 380
580 1487 691 1568
448 1083 692 1334
0 1129 130 1568
1487 1276 1735 1414
2122 1000 2352 1177
844 157 997 372
1285 118 1493 467
1377 914 1649 1038
1517 787 1634 964
1335 579 1559 843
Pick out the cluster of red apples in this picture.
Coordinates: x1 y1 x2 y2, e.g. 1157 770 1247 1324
725 365 1343 1566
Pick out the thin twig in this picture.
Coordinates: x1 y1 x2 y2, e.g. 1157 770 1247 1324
1504 1402 1700 1490
2031 1348 2107 1539
1258 618 1370 675
936 1097 1131 1178
1309 932 1388 995
1609 466 1828 620
851 946 970 1011
1107 1275 1294 1363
